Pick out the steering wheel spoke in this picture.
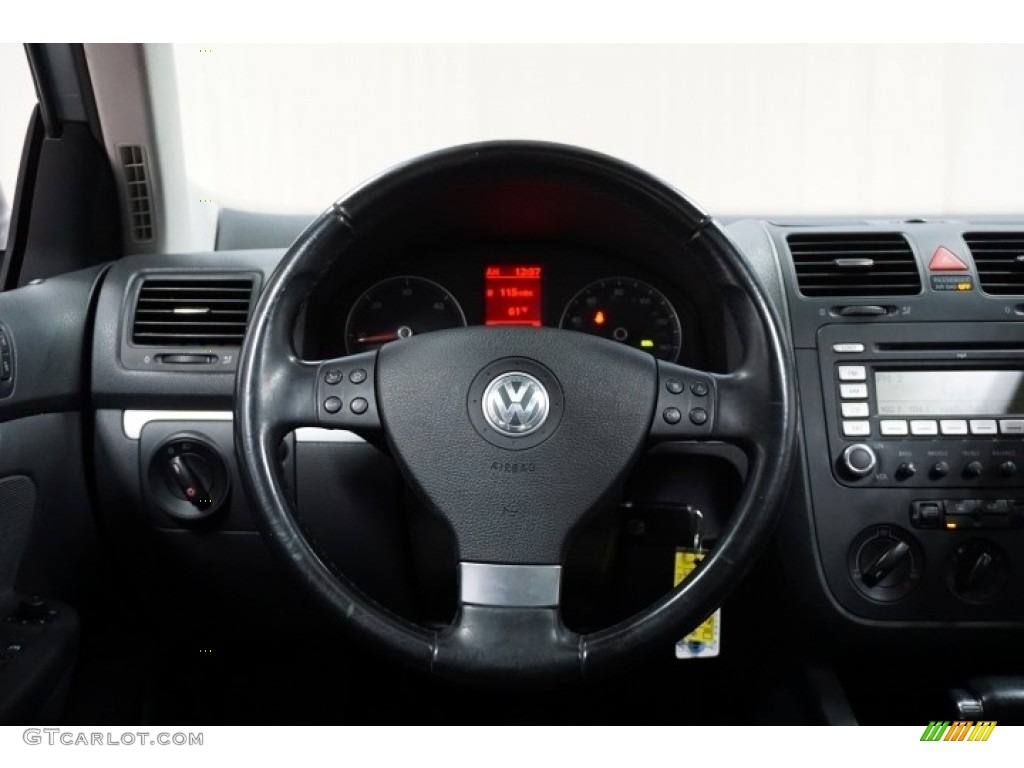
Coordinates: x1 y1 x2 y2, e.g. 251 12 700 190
431 562 581 680
253 350 382 438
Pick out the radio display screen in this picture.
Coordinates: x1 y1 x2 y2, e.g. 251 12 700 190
875 370 1024 417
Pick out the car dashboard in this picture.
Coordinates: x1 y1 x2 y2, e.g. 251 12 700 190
4 149 1024 722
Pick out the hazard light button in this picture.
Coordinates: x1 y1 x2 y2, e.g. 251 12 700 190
928 246 969 271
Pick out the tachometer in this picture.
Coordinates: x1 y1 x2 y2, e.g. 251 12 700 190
345 276 466 354
559 277 682 361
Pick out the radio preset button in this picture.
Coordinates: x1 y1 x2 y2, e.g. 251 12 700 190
833 343 866 353
880 420 909 436
842 420 871 437
970 420 998 435
910 420 938 436
840 383 868 399
999 419 1024 435
837 365 867 381
842 402 870 418
940 420 968 435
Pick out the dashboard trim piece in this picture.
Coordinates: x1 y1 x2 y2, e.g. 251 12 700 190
121 410 364 443
460 562 562 607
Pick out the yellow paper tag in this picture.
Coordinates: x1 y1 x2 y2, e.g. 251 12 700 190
673 549 721 659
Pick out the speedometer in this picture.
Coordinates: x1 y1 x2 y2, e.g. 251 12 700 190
559 277 682 362
345 276 466 354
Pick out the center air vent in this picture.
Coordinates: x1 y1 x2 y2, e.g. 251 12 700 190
131 276 256 347
787 233 921 297
963 232 1024 295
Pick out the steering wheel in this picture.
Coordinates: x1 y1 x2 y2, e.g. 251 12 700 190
235 141 796 683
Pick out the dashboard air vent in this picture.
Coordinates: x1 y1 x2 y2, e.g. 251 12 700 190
131 276 256 346
787 232 921 297
963 232 1024 295
119 145 154 243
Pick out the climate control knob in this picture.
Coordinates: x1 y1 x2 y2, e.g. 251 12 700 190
840 443 877 479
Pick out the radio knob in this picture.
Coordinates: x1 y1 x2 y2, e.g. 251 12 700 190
999 461 1018 478
895 462 917 481
840 444 878 479
929 461 950 480
963 461 984 480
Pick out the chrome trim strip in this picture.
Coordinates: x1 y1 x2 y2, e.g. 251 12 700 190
459 562 562 607
294 428 364 443
122 410 232 439
123 411 363 444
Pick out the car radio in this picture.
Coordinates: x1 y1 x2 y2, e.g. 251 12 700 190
817 322 1024 489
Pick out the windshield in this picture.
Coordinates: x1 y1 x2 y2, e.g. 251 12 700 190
154 43 1024 251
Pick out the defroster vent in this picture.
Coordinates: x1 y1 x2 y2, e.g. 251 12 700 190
787 232 921 297
131 276 256 347
963 232 1024 295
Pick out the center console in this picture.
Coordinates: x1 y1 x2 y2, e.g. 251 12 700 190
772 222 1024 626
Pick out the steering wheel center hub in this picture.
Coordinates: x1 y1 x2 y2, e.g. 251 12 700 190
467 357 564 451
481 371 550 436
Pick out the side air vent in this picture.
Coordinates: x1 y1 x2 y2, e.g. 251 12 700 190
119 145 154 242
963 232 1024 295
787 233 921 297
131 276 256 347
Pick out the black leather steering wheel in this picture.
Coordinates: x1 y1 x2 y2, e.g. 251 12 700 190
235 141 796 683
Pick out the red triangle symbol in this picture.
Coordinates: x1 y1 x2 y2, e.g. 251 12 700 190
928 246 969 271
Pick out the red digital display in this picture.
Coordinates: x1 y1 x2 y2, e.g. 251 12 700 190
484 265 542 327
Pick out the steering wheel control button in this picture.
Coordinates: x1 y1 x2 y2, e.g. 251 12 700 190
323 396 342 414
690 381 709 397
688 408 708 426
481 372 550 437
665 378 684 394
837 365 867 381
663 407 682 425
349 368 368 385
324 369 342 385
350 397 368 415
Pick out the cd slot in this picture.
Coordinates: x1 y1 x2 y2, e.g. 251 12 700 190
875 342 1024 353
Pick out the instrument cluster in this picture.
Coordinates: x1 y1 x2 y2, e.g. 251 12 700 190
307 247 700 365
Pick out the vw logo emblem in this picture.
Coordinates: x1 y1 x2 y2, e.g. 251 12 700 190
482 372 550 437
